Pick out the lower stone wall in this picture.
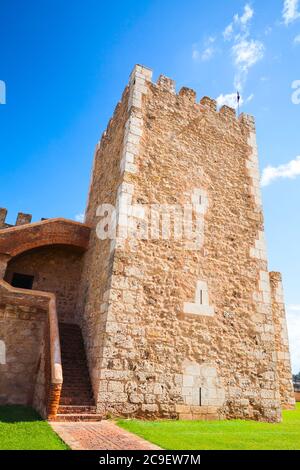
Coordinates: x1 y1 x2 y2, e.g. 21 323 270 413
32 331 47 417
0 302 45 405
270 272 295 409
295 391 300 402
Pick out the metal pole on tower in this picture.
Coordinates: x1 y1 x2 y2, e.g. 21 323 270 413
237 91 240 116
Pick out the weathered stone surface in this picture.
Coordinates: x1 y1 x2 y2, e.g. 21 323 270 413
5 245 83 323
0 301 46 405
0 65 294 423
76 65 294 422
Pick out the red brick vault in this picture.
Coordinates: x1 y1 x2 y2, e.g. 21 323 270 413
0 65 295 422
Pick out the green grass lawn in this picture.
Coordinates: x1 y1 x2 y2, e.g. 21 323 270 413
117 403 300 450
0 406 69 450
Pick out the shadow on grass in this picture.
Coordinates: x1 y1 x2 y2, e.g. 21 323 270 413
0 405 42 423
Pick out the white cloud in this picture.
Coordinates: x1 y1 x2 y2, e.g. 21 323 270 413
261 156 300 186
223 23 234 40
201 46 215 61
222 5 264 91
264 26 273 36
294 34 300 43
283 0 300 25
232 39 265 90
75 213 85 223
216 92 253 110
289 304 300 311
238 4 254 25
287 308 300 373
233 39 265 69
216 93 241 109
192 37 216 62
223 3 254 40
192 45 200 61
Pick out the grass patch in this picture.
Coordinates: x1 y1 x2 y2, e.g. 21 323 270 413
117 403 300 450
0 406 69 450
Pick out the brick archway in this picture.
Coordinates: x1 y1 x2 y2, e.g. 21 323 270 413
0 218 90 258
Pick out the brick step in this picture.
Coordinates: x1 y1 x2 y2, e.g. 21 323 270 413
64 375 91 384
60 342 85 347
61 392 93 399
61 349 85 352
50 413 103 422
58 322 95 410
59 398 94 406
61 365 90 371
61 366 89 370
61 383 92 388
61 351 86 356
60 336 83 340
61 357 86 362
61 377 91 383
61 353 88 359
60 397 94 402
61 387 93 397
59 324 81 330
61 372 92 380
61 395 93 400
62 383 93 396
58 405 96 414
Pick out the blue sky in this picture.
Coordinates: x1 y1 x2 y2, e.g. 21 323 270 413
0 0 299 371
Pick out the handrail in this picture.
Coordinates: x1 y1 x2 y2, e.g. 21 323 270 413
0 280 63 416
49 296 63 385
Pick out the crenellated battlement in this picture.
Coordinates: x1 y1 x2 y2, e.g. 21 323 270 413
153 72 254 125
0 208 32 229
127 65 254 126
95 65 255 161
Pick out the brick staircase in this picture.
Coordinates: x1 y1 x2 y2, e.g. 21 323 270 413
54 323 102 422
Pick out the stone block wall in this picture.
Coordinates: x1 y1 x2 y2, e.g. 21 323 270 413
76 77 133 398
79 65 294 422
5 246 83 323
0 302 45 405
270 272 295 409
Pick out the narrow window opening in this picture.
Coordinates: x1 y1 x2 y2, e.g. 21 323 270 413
11 273 34 290
199 387 202 406
199 290 203 305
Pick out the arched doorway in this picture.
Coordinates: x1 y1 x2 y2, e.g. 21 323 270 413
5 244 84 323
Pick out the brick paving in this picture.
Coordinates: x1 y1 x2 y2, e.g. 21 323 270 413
50 420 161 450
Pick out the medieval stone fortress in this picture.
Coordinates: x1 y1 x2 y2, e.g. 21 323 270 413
0 65 295 422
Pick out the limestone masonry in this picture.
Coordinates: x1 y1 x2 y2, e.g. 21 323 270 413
0 65 295 422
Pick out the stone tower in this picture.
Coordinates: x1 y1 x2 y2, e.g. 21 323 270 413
77 65 295 422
